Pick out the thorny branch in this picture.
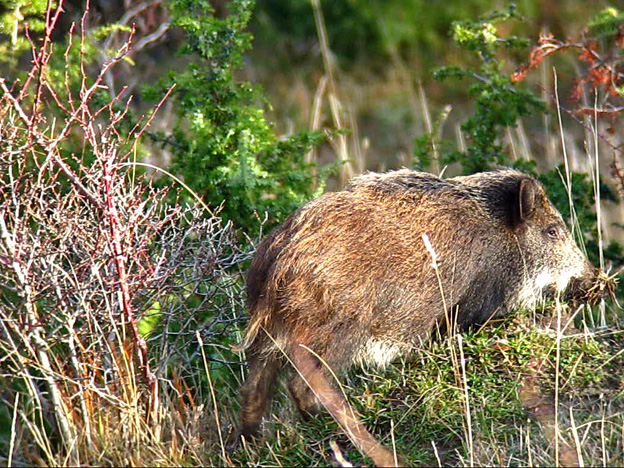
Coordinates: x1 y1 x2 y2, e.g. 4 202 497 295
513 29 624 197
0 3 252 465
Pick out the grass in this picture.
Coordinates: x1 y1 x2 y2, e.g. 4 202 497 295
221 304 623 467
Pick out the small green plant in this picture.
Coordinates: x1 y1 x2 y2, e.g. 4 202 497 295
424 5 545 173
0 0 48 74
145 0 332 236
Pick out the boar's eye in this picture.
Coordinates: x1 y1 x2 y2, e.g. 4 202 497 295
545 225 560 240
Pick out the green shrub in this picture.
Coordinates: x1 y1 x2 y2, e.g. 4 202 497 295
422 5 545 173
144 0 332 236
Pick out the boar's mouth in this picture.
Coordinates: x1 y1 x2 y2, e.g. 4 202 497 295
562 268 616 305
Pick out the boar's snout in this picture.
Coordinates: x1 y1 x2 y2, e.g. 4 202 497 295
565 263 603 303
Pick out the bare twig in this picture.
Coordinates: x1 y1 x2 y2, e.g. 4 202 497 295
0 5 251 466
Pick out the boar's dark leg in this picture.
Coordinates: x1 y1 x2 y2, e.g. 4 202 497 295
239 347 281 440
290 344 399 468
288 369 323 418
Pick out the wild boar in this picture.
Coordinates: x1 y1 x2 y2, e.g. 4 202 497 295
236 168 598 466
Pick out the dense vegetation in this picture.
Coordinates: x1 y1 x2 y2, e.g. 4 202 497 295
0 0 622 466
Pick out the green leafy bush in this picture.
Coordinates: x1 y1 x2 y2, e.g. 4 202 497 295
0 0 47 74
424 5 545 173
145 0 331 236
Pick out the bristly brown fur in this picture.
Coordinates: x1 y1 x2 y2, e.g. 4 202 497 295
236 168 600 467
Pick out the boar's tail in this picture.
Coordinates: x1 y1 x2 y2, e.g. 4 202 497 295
291 344 400 468
231 312 267 353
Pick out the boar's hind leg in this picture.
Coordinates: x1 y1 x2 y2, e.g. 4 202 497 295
290 345 399 467
288 370 323 418
239 348 281 440
288 345 348 418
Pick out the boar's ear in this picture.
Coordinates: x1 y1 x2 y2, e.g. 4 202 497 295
518 178 538 222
